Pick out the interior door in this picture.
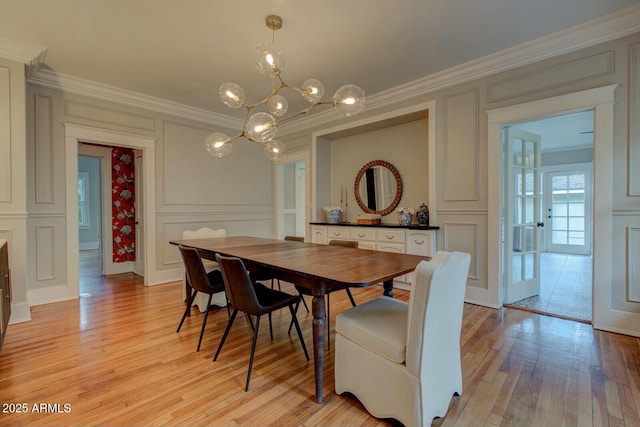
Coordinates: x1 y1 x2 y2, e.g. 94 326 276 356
133 152 144 276
277 160 306 239
504 127 543 303
545 169 592 255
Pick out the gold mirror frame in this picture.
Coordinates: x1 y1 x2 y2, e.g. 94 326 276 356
353 160 403 216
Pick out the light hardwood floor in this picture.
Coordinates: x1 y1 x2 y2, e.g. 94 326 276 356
1 273 640 426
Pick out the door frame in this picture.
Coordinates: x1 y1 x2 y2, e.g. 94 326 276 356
488 84 616 331
64 123 157 299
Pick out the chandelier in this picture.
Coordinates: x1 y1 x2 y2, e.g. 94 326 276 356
205 15 366 160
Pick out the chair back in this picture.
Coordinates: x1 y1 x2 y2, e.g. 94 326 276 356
179 246 220 294
284 235 304 242
405 251 470 379
215 254 262 315
328 239 358 248
183 227 226 240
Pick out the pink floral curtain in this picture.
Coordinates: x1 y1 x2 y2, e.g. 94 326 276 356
111 147 136 262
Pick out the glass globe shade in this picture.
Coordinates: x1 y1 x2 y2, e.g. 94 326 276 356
264 139 285 161
204 132 232 157
245 112 277 142
268 95 288 117
333 84 366 116
256 42 284 75
301 79 325 103
219 83 245 109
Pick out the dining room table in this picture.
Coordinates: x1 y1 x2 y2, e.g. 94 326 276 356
170 235 429 403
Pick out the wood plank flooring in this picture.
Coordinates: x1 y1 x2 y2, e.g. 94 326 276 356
1 273 640 426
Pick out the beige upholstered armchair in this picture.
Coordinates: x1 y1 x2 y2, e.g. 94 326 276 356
335 251 471 426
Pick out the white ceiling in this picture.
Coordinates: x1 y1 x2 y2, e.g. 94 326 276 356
1 0 639 131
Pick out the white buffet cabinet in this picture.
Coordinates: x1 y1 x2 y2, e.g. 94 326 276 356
310 223 438 290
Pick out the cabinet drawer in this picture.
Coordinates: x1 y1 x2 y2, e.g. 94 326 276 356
327 226 350 240
407 231 433 256
376 229 405 244
376 242 405 254
349 227 376 242
311 226 326 244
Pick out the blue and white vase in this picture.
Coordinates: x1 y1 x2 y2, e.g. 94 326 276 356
398 212 412 226
326 210 341 224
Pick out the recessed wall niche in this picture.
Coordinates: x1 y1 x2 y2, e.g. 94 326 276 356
313 102 437 225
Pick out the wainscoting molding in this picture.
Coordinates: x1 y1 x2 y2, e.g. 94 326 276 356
442 221 480 280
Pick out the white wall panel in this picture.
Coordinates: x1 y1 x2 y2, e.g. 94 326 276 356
65 100 156 132
34 94 54 204
444 90 479 201
629 227 640 302
489 51 614 102
35 225 55 281
630 44 640 196
0 66 11 202
442 221 480 280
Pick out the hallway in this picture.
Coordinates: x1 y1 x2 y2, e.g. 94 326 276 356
507 252 592 322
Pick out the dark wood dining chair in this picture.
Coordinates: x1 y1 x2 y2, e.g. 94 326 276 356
213 254 309 392
290 239 358 349
176 245 229 352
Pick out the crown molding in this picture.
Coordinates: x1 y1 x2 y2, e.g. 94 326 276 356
0 37 47 65
29 68 244 128
279 4 640 136
24 4 640 135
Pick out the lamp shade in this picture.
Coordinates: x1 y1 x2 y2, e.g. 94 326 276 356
219 83 245 109
205 132 232 157
246 112 277 142
333 84 365 116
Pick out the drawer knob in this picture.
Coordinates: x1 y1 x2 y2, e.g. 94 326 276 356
358 233 365 238
414 240 425 245
386 235 395 240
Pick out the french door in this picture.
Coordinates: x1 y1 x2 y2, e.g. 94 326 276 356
544 169 592 255
504 128 543 304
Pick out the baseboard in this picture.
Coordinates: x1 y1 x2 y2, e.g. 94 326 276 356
27 285 74 306
8 302 31 324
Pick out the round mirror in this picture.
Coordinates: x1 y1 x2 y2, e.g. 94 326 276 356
354 160 403 216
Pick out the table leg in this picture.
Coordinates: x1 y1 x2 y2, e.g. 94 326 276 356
383 279 394 297
311 292 326 403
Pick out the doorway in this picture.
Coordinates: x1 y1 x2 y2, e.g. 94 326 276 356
65 124 157 300
502 111 594 322
78 154 103 278
275 150 310 240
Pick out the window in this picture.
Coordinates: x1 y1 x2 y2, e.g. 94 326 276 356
78 172 90 228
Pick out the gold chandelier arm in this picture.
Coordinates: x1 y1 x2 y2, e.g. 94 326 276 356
278 100 333 123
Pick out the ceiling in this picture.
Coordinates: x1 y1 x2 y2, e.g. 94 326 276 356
1 0 639 131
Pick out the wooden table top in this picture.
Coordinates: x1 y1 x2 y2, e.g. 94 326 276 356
170 236 429 289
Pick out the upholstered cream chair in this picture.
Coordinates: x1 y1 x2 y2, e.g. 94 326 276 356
182 227 227 311
335 251 471 426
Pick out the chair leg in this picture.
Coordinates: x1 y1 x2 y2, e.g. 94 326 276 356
287 299 301 335
288 304 309 361
299 292 309 312
245 315 261 392
214 309 238 361
177 289 198 332
196 294 213 352
276 279 282 291
268 312 273 340
346 288 356 307
327 293 331 351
